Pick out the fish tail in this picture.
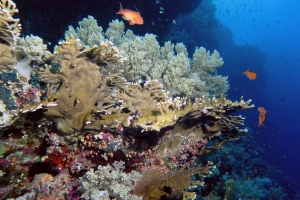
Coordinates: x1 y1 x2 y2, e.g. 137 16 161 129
243 68 250 73
116 2 124 14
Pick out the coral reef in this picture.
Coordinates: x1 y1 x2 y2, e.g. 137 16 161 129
0 1 290 200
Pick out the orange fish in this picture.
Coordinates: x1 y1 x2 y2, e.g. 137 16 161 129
258 107 267 127
258 107 267 114
116 3 144 25
242 69 257 80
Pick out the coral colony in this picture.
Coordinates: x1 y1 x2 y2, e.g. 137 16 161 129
0 0 286 199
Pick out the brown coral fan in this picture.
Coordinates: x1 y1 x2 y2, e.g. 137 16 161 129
39 37 126 133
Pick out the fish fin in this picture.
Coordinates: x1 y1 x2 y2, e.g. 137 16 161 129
258 123 266 128
242 68 250 74
133 5 140 12
116 2 124 14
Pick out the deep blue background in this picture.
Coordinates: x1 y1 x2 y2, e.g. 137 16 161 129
213 0 300 183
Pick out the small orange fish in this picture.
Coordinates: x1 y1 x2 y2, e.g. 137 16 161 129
258 107 267 127
243 69 257 80
116 2 144 25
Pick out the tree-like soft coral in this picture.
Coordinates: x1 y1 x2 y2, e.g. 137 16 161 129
79 161 142 200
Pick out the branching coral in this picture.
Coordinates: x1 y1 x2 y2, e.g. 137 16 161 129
65 15 104 48
105 19 125 45
63 17 229 98
79 161 142 200
114 30 228 98
16 35 49 64
191 47 229 96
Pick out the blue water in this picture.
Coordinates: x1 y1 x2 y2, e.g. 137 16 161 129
213 0 300 183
